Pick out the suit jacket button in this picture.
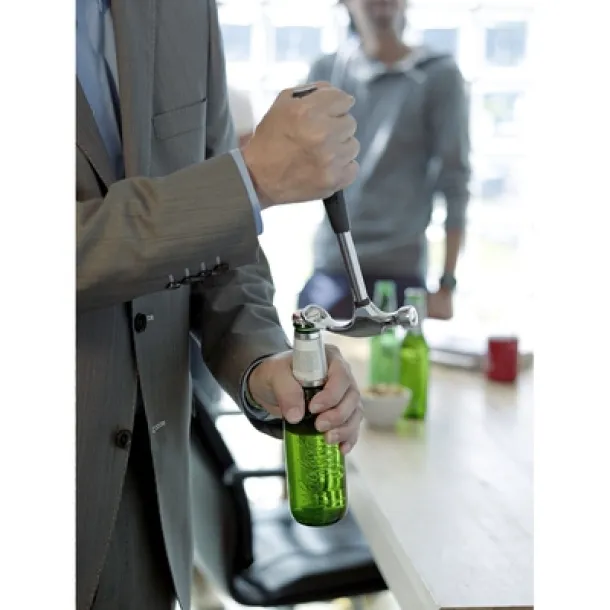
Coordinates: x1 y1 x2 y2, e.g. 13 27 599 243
115 429 132 449
133 313 147 333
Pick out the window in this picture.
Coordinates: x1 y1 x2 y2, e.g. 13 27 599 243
274 26 322 62
483 91 523 136
485 21 527 67
422 28 458 57
220 24 252 62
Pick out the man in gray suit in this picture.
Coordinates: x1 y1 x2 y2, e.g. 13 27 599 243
76 1 362 609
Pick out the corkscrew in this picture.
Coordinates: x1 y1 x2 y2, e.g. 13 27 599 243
292 86 418 338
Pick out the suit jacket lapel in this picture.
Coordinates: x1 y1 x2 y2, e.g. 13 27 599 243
76 79 116 188
112 0 157 178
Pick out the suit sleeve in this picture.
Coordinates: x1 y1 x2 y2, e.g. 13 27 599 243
189 248 289 439
76 153 260 312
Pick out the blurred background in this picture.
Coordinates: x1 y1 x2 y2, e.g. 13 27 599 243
214 0 535 510
219 0 534 343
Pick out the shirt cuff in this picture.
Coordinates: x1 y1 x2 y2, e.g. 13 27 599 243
239 355 282 423
230 149 264 236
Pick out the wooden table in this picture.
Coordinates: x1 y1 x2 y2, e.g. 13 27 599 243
329 335 533 610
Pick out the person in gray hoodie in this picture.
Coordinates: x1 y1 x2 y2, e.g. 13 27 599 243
298 0 471 320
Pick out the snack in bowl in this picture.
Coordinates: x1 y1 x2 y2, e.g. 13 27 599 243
361 384 412 430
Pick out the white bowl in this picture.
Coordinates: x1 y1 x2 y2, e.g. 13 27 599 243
361 386 412 430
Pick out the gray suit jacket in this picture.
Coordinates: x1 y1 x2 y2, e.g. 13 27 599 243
76 1 288 609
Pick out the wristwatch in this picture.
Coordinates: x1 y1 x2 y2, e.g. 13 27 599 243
439 273 457 291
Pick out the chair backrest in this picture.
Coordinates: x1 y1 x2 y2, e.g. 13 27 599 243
189 392 255 593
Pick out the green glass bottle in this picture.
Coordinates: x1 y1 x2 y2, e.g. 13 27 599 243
284 323 347 527
369 280 401 386
399 288 430 420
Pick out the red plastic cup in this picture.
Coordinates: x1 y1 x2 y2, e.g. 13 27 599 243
486 336 519 383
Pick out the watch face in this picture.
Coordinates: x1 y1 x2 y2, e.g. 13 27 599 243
440 275 457 290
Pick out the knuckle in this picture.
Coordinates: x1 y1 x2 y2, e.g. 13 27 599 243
294 100 313 122
343 390 357 409
320 167 337 189
320 150 336 168
342 430 354 444
346 416 359 435
348 408 360 424
329 429 345 444
343 114 357 135
338 161 359 190
309 128 327 147
342 391 359 415
336 88 353 103
337 418 352 433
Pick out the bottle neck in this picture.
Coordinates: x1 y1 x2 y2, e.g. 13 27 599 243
292 328 328 388
403 291 427 337
407 305 425 337
409 322 423 337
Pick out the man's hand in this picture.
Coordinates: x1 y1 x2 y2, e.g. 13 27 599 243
427 288 454 320
241 82 360 208
247 345 363 454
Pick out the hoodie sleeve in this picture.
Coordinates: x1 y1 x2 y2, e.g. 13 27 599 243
427 58 472 231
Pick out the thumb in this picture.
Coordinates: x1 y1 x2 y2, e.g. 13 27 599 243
270 359 305 424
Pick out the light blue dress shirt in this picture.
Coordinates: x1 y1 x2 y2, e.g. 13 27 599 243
76 0 263 234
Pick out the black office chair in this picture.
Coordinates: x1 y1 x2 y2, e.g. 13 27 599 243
189 390 387 608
